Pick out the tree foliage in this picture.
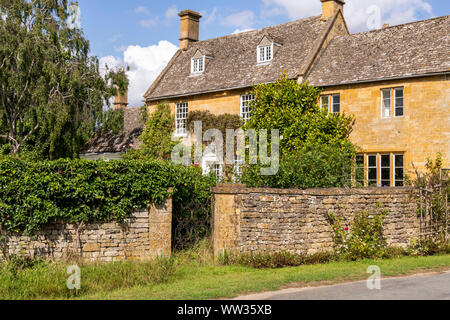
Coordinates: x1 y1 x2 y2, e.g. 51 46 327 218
241 74 358 189
126 103 177 161
0 0 128 159
244 74 355 154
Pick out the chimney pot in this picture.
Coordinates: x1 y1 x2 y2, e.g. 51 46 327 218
320 0 345 21
178 10 202 50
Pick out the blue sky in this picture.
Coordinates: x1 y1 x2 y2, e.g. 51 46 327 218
74 0 449 106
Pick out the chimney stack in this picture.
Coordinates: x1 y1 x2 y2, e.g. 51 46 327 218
113 87 128 110
321 0 345 21
178 10 202 50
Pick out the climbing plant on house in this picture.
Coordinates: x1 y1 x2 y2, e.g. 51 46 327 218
241 74 359 189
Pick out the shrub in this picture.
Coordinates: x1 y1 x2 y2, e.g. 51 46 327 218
407 238 450 256
328 208 388 260
240 142 355 189
218 250 336 269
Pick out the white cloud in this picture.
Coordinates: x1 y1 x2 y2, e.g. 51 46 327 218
222 10 256 29
261 0 434 32
139 18 158 28
100 41 179 107
202 7 218 25
109 34 121 43
134 6 150 15
165 5 178 20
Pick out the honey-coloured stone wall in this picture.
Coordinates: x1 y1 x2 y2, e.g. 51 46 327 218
212 184 419 258
0 198 172 262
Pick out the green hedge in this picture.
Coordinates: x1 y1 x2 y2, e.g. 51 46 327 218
240 143 355 189
0 158 216 236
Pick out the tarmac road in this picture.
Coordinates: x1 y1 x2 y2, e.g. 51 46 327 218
233 270 450 300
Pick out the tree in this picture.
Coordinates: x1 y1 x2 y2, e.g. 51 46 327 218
241 74 359 189
244 73 355 155
0 0 128 159
126 103 177 161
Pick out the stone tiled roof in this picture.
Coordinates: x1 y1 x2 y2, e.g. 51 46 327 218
145 15 333 101
307 15 450 86
83 108 143 154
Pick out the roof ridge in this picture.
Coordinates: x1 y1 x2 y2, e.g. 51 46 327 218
346 14 449 37
192 15 322 45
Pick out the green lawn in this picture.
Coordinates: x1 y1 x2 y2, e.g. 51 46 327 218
82 254 450 300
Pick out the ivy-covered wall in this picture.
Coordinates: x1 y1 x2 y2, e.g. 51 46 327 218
0 158 215 242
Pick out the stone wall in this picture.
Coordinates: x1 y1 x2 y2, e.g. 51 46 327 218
0 198 172 262
212 184 419 258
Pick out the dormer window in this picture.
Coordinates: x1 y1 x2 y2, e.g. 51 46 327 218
257 44 273 63
256 34 281 64
191 56 205 74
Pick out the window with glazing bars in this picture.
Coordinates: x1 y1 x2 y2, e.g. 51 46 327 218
382 87 404 118
175 102 188 136
320 94 340 113
355 155 365 186
367 155 378 186
241 94 254 122
380 154 391 187
191 57 204 73
394 154 404 186
258 45 272 63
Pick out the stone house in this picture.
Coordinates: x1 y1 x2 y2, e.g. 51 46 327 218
144 0 449 186
80 93 143 160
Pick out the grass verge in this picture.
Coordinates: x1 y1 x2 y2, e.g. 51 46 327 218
82 254 450 300
1 240 449 300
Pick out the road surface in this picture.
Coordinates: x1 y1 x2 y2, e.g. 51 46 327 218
234 270 450 300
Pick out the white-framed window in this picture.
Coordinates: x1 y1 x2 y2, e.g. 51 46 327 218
382 89 391 118
191 56 205 74
320 94 340 113
240 94 255 122
394 154 404 186
257 44 273 63
381 87 404 118
175 102 188 136
233 155 244 181
202 153 223 180
211 164 223 180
